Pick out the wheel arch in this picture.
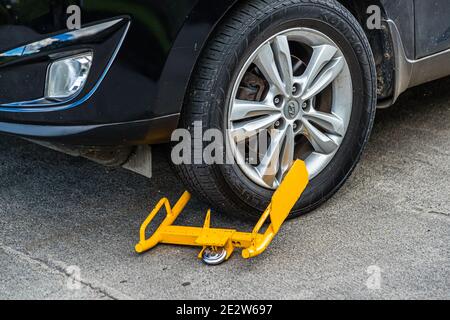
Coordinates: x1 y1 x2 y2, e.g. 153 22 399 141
153 0 238 120
337 0 397 105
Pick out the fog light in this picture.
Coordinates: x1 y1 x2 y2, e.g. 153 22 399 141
45 53 93 101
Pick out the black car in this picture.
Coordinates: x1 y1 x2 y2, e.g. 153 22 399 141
1 0 449 219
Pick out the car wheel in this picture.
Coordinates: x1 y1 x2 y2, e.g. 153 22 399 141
173 0 376 220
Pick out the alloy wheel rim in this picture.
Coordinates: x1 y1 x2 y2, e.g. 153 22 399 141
227 28 353 189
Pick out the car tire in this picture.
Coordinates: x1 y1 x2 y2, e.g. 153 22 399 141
172 0 376 220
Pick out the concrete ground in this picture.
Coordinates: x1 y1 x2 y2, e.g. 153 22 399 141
0 78 449 300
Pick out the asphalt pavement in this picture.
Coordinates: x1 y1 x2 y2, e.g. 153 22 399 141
0 78 449 300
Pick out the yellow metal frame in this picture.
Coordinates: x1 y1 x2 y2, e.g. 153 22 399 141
135 160 309 263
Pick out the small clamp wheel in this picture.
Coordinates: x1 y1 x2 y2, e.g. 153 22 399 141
201 247 227 265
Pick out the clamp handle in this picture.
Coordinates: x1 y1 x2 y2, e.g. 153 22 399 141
242 160 309 259
135 191 191 253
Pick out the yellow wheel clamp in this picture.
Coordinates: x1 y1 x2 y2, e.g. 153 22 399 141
135 160 309 265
